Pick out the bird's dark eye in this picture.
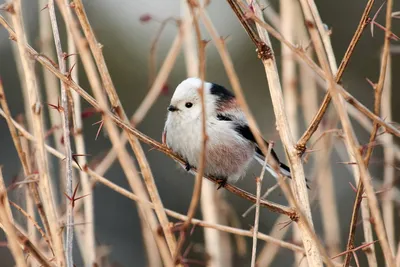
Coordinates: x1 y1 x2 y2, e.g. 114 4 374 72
185 102 193 108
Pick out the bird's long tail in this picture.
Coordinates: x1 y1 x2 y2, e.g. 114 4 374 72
254 154 291 179
254 152 310 189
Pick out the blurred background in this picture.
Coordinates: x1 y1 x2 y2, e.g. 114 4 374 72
0 0 399 266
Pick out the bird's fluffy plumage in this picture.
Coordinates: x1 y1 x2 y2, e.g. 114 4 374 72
163 77 291 184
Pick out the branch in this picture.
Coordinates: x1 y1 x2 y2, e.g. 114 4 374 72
71 0 179 256
173 4 206 262
228 1 326 266
4 2 65 265
48 1 74 265
0 168 27 267
251 145 272 267
296 0 376 152
344 0 395 265
0 103 293 223
64 0 96 262
243 8 400 140
0 106 303 256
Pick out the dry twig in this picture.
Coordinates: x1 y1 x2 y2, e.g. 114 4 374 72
5 1 65 264
296 0 376 152
48 1 74 265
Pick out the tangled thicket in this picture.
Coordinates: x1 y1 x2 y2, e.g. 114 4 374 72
0 0 399 267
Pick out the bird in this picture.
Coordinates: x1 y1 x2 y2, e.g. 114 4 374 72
162 77 292 188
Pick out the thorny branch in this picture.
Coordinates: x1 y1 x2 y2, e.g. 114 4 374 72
48 1 75 265
296 0 376 153
0 15 296 219
173 3 207 263
344 0 395 265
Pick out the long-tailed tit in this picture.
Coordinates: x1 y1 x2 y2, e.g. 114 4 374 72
163 77 292 187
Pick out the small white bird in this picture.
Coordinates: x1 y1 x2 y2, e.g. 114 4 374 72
162 77 292 187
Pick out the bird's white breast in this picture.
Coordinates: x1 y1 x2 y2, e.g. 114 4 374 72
165 114 203 166
165 114 255 182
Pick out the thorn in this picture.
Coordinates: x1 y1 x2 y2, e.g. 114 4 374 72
64 182 90 208
348 182 358 193
92 118 104 140
72 154 91 170
277 219 293 230
66 63 77 80
147 147 157 152
370 1 386 38
366 77 377 89
47 99 64 113
40 4 48 12
62 52 78 60
371 21 400 41
38 53 59 68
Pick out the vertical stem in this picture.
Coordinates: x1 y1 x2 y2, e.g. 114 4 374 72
296 5 342 258
8 1 65 265
280 1 304 266
63 0 96 263
345 1 394 266
48 1 74 265
183 2 231 266
381 56 395 253
39 0 64 212
246 2 324 266
251 146 272 267
38 0 62 153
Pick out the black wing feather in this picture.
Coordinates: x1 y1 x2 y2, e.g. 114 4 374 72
216 114 233 121
234 124 281 163
209 83 235 102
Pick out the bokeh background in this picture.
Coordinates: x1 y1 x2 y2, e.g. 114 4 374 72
0 0 399 266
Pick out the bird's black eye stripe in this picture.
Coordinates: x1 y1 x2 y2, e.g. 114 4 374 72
185 102 193 108
217 114 232 121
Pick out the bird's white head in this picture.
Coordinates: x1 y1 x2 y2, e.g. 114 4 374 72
167 77 215 121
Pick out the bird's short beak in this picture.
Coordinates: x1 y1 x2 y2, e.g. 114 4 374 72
167 105 178 112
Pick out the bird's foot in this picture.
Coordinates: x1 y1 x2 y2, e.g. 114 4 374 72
216 178 227 190
184 162 192 172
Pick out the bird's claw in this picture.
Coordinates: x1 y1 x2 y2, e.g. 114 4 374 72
184 162 192 172
216 178 227 190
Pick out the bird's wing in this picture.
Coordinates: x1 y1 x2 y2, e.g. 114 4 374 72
233 124 281 164
230 122 312 188
228 120 292 178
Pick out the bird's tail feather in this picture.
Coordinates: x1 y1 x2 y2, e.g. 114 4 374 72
254 155 290 179
254 154 311 189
